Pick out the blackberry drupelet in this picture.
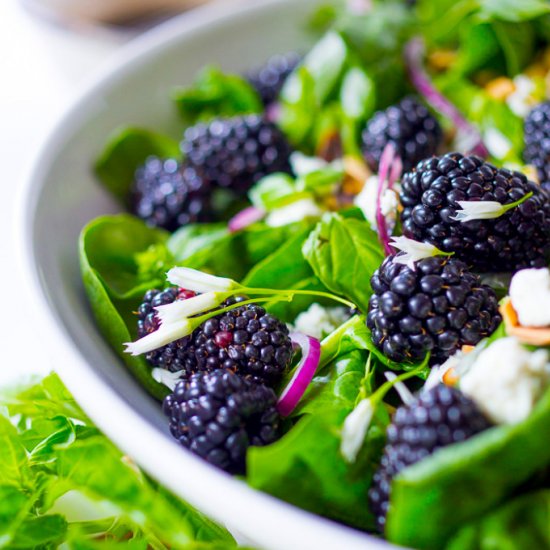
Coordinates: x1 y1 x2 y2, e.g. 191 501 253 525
189 297 293 386
137 291 293 385
180 115 293 195
246 52 301 106
137 287 197 373
368 385 492 533
524 101 550 191
361 96 443 172
131 156 212 231
400 152 550 271
366 255 501 364
163 369 280 473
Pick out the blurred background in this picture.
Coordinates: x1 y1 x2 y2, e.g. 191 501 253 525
0 1 212 384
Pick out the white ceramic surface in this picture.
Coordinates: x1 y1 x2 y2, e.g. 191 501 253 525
20 1 400 548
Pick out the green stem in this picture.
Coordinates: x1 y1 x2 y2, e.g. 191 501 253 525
239 287 356 309
502 191 533 213
368 361 428 407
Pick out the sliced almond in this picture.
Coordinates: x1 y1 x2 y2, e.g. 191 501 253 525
442 367 459 386
500 297 550 346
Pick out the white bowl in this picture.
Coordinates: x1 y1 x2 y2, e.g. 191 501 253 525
20 1 398 548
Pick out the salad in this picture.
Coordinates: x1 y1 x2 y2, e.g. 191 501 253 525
80 1 550 548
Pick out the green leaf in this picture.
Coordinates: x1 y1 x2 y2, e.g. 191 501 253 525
478 0 550 22
387 386 550 549
8 514 67 548
248 173 297 210
491 21 536 75
302 213 384 313
167 223 229 263
94 128 180 205
445 490 550 550
247 409 385 531
173 66 262 124
340 66 375 120
79 216 169 400
0 415 33 488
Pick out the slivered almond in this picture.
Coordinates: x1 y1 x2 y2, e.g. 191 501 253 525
442 367 459 386
500 297 550 346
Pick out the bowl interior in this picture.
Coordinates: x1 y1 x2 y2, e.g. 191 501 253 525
23 1 396 549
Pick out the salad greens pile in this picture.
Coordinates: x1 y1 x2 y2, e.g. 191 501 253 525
75 0 550 548
0 373 235 549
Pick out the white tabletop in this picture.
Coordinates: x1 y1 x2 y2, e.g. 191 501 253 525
0 3 133 384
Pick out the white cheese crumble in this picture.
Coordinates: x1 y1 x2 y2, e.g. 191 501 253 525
484 127 512 160
509 267 550 327
354 175 399 232
293 303 349 340
506 75 536 118
340 398 374 463
460 337 550 425
265 198 322 227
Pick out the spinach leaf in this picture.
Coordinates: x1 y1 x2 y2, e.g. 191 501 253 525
80 215 170 300
445 490 550 550
478 0 550 22
79 215 169 400
167 222 229 262
387 386 550 549
94 128 180 205
173 66 262 124
303 213 384 313
247 408 385 531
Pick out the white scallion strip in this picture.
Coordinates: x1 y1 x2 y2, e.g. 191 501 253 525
155 292 225 325
340 398 375 463
390 236 451 270
384 372 415 405
124 321 194 356
167 267 239 294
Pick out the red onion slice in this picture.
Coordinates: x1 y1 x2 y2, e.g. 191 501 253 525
277 332 321 417
376 143 402 257
404 38 488 158
228 206 265 233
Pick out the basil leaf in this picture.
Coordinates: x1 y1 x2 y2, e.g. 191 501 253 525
173 66 262 124
445 490 550 550
303 213 384 313
94 128 180 205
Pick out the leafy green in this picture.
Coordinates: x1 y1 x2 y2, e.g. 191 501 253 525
79 215 170 400
0 374 235 549
94 128 180 205
173 66 262 124
303 213 384 313
445 489 550 550
387 386 550 549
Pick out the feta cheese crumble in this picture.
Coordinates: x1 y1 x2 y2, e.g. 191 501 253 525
460 337 550 425
293 303 349 340
509 268 550 327
354 175 399 232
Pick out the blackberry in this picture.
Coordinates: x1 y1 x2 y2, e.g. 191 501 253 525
130 156 212 231
368 385 492 533
524 101 550 191
366 255 501 364
180 115 293 195
163 369 280 473
137 291 293 385
400 152 550 271
361 96 443 172
137 287 196 373
246 52 301 106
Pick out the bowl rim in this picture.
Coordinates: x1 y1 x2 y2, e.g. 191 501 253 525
18 1 399 548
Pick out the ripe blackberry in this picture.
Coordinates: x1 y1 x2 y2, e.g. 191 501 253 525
137 291 293 386
163 369 280 473
361 96 443 172
400 152 550 271
246 52 301 106
130 156 212 231
368 385 492 533
180 115 293 195
524 101 550 191
366 255 501 364
137 287 196 373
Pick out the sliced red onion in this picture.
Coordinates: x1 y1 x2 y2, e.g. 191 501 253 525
265 102 282 123
228 206 265 233
277 332 321 417
376 143 402 257
404 38 488 158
